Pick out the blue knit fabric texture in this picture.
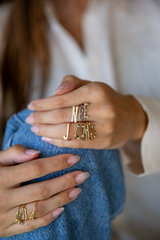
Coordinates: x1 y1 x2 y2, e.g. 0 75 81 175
1 109 125 240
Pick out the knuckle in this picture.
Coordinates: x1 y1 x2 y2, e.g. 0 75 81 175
34 113 42 124
102 103 117 120
62 75 75 83
62 175 71 189
56 195 65 207
88 82 105 100
29 161 44 178
55 110 66 123
107 104 117 119
56 98 65 108
52 156 65 169
36 202 46 217
35 184 49 200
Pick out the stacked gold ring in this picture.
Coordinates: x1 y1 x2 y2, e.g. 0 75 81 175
63 103 97 141
15 202 38 225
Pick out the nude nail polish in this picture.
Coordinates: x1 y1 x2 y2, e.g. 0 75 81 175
31 125 39 134
54 83 68 94
41 137 53 144
67 156 80 165
26 114 34 124
25 149 41 155
69 188 82 199
52 207 64 218
27 103 35 111
75 172 89 184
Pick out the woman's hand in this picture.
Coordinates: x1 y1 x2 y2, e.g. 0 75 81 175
26 75 148 149
0 144 88 237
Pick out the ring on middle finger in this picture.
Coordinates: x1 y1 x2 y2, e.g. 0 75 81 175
71 106 79 123
15 204 28 225
79 103 89 121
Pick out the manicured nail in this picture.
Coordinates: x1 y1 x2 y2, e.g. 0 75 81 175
52 207 64 218
27 103 35 111
31 125 39 134
54 83 68 94
42 137 53 144
75 172 89 184
67 156 80 165
25 149 41 155
26 114 34 124
69 188 82 199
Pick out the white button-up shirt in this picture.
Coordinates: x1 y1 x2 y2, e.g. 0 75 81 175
1 0 160 239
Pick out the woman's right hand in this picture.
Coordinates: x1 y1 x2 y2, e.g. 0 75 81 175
0 144 88 237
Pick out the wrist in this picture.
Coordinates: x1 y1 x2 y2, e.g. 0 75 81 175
129 95 148 141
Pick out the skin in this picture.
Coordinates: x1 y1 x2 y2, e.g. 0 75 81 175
0 0 148 236
26 76 148 150
52 0 89 48
0 144 89 237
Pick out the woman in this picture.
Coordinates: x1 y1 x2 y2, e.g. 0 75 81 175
0 0 125 238
1 0 160 239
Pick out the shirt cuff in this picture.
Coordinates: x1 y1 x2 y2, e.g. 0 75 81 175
132 95 160 174
120 95 160 175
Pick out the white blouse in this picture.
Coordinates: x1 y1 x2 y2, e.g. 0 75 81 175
1 0 160 239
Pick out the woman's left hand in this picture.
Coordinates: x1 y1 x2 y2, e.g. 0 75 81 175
26 75 148 149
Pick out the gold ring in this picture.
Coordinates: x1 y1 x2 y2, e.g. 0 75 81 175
74 122 97 141
71 106 79 123
63 123 71 141
79 103 89 121
29 201 38 220
21 204 28 220
15 205 24 225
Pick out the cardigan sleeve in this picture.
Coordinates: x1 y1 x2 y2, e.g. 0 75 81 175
120 95 160 175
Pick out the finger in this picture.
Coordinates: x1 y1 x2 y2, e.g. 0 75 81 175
26 103 97 125
8 171 89 207
31 123 77 139
54 75 90 95
3 208 64 237
45 137 102 149
5 187 81 227
31 121 100 140
27 83 93 112
3 154 80 187
0 145 40 166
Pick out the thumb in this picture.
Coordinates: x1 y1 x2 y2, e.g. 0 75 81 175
0 144 40 166
54 75 91 95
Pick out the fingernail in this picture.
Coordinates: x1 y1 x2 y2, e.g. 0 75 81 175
75 172 89 184
25 149 41 155
52 207 64 218
27 103 35 111
26 114 34 124
69 188 82 199
31 125 39 134
42 137 53 144
54 83 68 94
67 156 80 165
